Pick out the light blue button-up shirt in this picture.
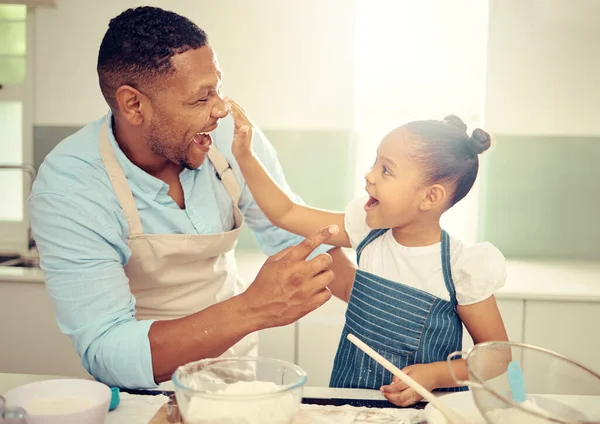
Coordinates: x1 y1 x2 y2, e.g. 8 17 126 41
28 113 327 389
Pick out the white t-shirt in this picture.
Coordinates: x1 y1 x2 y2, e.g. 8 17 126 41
344 197 506 306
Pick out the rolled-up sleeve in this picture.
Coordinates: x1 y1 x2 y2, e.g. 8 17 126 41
28 191 157 389
237 126 332 257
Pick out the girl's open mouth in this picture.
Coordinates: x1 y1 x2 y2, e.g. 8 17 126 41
364 196 379 211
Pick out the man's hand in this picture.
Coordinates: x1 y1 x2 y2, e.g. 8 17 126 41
149 225 338 383
241 225 339 328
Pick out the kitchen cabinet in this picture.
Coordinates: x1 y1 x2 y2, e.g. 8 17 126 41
0 278 89 378
2 258 600 390
522 300 600 392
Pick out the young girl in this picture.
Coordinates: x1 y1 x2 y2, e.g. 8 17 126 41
226 99 508 407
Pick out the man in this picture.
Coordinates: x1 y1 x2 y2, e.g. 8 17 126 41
28 6 355 389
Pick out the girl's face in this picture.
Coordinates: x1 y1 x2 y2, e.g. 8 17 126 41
363 128 431 229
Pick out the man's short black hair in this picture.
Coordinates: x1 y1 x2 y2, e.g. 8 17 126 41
97 6 208 111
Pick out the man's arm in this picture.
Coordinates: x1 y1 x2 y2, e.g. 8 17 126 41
29 191 157 388
30 191 338 386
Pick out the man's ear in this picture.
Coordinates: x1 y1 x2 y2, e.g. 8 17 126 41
115 85 152 125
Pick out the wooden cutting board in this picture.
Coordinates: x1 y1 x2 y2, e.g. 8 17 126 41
148 403 180 424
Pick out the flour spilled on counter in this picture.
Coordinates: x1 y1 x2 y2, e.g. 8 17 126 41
181 381 299 424
25 396 97 415
294 404 424 423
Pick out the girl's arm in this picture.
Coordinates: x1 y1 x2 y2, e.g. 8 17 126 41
441 295 510 386
228 99 351 248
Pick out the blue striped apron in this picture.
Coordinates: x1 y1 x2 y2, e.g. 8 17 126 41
329 229 467 392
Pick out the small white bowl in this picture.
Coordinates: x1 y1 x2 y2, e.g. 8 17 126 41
3 378 111 424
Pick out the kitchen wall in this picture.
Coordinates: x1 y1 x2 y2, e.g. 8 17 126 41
34 0 355 129
480 0 600 259
31 0 600 258
32 0 357 249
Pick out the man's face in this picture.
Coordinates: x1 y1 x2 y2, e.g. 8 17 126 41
143 45 227 170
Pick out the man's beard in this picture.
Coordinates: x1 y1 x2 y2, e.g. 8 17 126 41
146 127 194 170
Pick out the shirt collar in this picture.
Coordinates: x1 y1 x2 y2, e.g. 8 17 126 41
105 112 170 199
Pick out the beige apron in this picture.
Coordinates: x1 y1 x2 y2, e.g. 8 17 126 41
98 117 258 360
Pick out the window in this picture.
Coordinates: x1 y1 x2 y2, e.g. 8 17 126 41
0 4 26 84
0 3 32 254
354 0 489 244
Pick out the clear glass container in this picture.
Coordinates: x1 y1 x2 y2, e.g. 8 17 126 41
172 357 307 424
449 341 600 423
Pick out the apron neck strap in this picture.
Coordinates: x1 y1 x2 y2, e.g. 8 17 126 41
206 147 242 205
440 230 459 307
356 228 459 307
98 115 144 235
356 229 388 264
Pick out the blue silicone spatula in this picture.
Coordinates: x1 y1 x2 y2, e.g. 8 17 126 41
507 361 526 403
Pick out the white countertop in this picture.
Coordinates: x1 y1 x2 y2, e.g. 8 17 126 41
499 259 600 302
0 373 400 424
0 265 44 284
0 373 387 401
2 251 600 302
